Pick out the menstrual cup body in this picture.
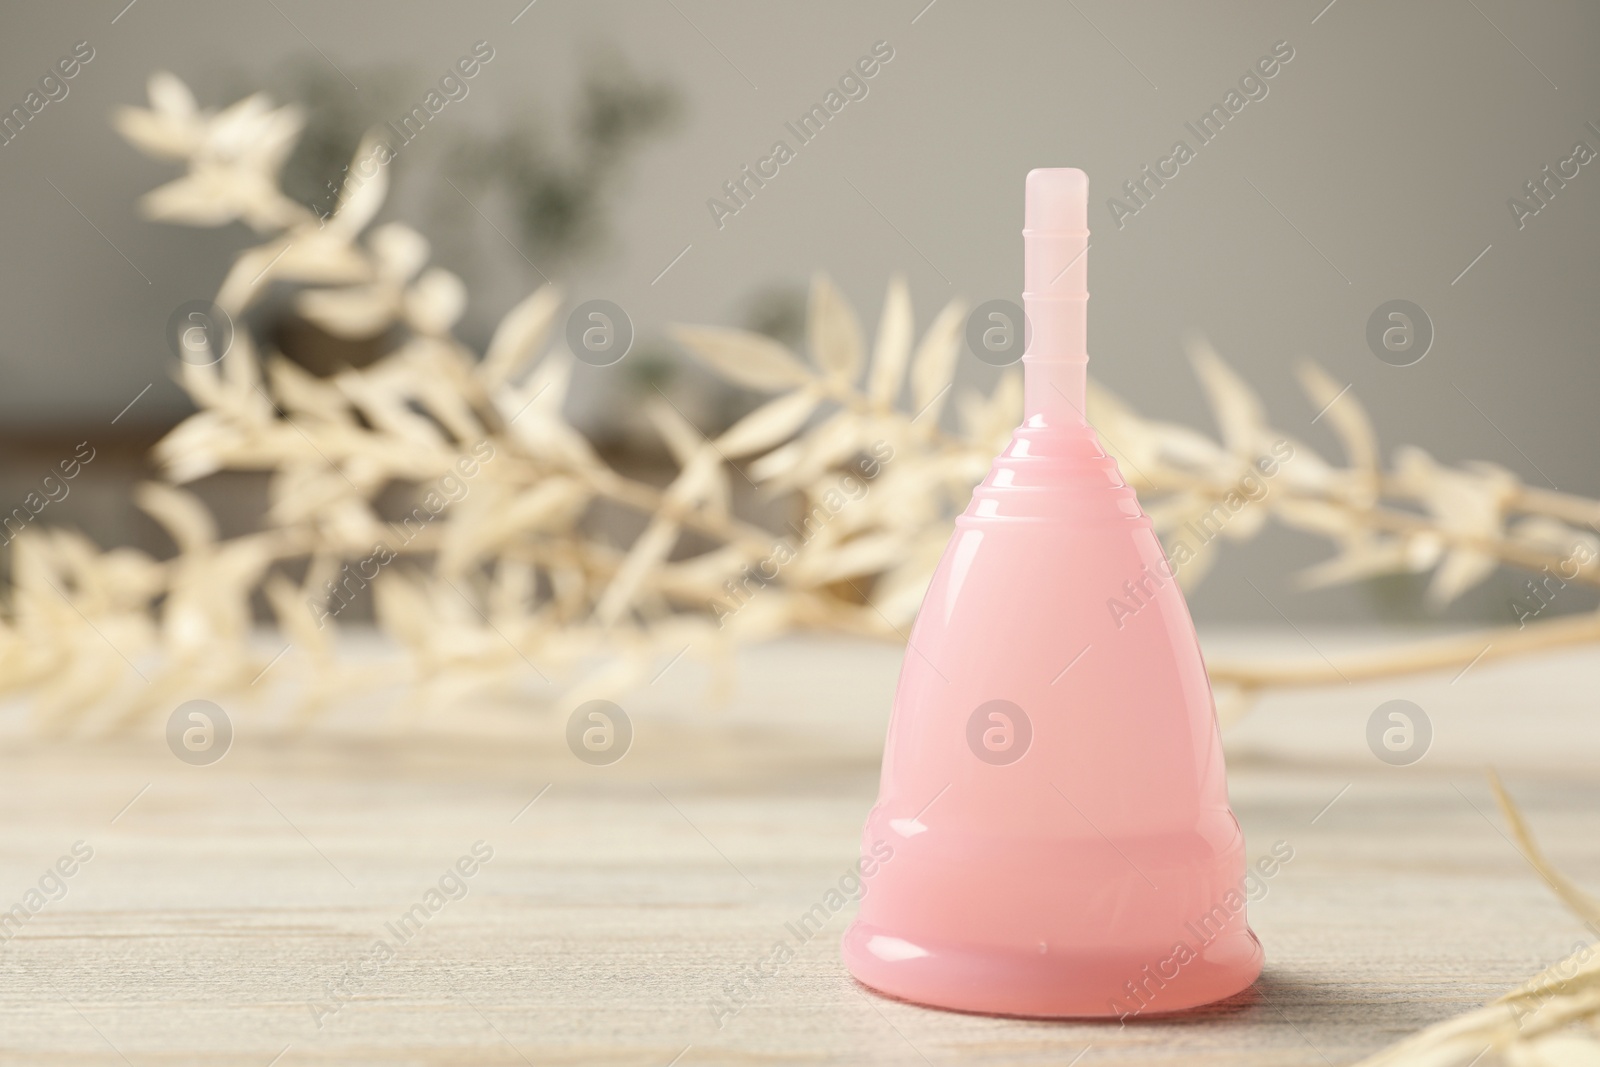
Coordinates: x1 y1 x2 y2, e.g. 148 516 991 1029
842 168 1260 1017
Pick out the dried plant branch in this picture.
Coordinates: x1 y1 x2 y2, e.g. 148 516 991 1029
1488 771 1600 931
4 70 1599 734
1352 775 1600 1066
1207 612 1600 690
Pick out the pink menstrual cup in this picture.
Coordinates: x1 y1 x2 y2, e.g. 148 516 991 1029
841 168 1262 1018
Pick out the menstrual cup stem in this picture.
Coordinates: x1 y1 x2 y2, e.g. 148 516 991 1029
1022 168 1090 426
1023 356 1088 427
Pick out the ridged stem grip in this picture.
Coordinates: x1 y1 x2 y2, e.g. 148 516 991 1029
1023 168 1090 425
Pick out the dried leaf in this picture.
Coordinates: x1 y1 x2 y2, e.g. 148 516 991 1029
792 534 904 585
1295 538 1411 589
958 370 1022 448
1428 549 1499 607
323 133 389 240
1298 360 1378 484
670 324 812 392
592 451 727 623
1508 1036 1600 1067
405 268 467 335
297 284 395 338
808 273 864 384
370 223 430 281
336 370 447 448
265 574 328 662
715 388 821 459
114 73 201 159
1188 338 1268 455
909 299 966 425
595 520 676 626
481 286 562 388
647 399 706 467
268 357 352 423
134 483 217 555
867 275 913 408
752 410 859 490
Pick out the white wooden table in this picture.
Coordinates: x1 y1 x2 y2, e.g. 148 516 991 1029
0 630 1595 1065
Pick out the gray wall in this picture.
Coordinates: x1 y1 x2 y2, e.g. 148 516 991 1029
1 0 1597 623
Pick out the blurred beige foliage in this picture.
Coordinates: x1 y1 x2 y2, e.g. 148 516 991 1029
3 72 1600 731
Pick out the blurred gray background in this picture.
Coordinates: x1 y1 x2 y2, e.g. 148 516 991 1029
1 0 1596 624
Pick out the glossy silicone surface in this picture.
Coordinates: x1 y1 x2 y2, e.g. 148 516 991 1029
841 168 1261 1018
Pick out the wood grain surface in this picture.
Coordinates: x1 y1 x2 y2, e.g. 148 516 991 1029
0 631 1595 1065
